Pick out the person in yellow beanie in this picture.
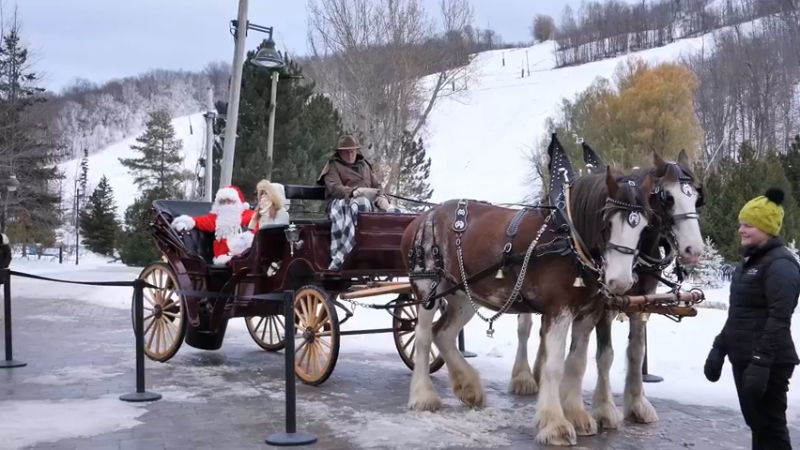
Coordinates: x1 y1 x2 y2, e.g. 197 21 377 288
704 187 800 450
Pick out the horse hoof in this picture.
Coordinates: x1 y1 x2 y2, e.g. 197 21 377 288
534 417 578 446
408 395 442 412
565 407 597 436
591 402 623 429
625 395 659 424
451 368 486 408
508 372 539 396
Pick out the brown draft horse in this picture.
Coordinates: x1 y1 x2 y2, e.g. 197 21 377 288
400 165 654 446
511 149 705 442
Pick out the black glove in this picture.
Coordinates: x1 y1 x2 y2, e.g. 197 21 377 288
704 347 725 382
742 354 771 400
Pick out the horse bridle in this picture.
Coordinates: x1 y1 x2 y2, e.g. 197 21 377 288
602 180 648 259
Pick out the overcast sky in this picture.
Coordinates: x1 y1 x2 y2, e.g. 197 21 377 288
19 0 580 93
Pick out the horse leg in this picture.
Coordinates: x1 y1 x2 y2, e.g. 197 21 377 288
560 314 598 436
623 312 659 423
407 280 444 412
433 292 486 408
508 313 539 395
590 311 623 429
533 310 577 446
531 315 546 388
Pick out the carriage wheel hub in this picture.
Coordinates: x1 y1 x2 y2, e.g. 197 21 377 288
153 304 163 318
302 328 314 341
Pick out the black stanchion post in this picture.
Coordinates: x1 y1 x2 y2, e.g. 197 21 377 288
0 268 25 369
458 330 476 358
641 320 663 383
266 290 318 447
120 278 162 402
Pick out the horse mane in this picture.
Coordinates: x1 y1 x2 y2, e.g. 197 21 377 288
570 167 651 253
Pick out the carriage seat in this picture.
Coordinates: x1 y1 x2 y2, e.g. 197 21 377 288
283 184 331 226
152 200 222 266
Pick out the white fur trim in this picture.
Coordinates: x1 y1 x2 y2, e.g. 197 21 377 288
226 231 255 256
242 202 250 209
213 254 233 265
171 215 196 232
0 233 8 245
215 187 242 204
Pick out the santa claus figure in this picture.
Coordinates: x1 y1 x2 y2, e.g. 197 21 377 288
171 185 256 265
248 179 290 230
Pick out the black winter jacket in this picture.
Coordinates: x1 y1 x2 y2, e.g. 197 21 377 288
712 237 800 366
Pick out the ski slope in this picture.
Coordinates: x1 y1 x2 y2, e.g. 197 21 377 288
58 113 207 219
56 27 723 211
422 33 716 204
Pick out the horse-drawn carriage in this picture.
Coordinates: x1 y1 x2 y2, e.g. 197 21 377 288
134 184 443 386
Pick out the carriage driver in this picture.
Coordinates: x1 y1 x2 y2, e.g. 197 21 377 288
317 135 402 270
316 135 394 212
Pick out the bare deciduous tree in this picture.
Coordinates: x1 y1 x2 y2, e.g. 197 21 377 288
530 14 556 43
305 0 476 194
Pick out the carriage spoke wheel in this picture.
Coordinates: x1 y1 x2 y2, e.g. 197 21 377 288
133 262 186 362
245 315 286 351
293 286 340 386
393 294 446 374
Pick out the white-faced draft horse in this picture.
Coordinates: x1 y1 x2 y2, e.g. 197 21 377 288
509 142 706 442
400 135 655 446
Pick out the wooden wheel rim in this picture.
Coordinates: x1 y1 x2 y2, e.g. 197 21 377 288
293 287 337 384
245 315 286 349
395 296 444 366
139 264 184 360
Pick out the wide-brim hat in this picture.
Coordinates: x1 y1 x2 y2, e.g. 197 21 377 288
337 135 360 150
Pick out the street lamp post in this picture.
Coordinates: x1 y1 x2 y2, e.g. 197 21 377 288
218 1 286 188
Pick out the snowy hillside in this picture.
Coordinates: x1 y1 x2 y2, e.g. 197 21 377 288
422 33 721 204
57 23 738 211
58 113 207 219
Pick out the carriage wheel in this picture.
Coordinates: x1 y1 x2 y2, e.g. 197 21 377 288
132 262 186 362
244 315 286 351
293 285 340 386
392 294 446 374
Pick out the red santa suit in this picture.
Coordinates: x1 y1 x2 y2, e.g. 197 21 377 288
170 185 256 265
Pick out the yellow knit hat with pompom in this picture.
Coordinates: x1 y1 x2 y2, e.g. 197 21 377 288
738 187 786 236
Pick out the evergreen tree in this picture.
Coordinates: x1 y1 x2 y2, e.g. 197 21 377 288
689 236 724 288
119 109 188 197
395 131 434 205
214 42 344 199
79 175 118 256
0 20 63 245
117 187 166 266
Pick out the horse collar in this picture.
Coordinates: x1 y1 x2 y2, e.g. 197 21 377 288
453 199 469 233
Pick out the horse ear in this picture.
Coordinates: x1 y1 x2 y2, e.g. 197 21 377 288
641 173 655 196
678 149 690 167
652 146 666 167
605 166 618 197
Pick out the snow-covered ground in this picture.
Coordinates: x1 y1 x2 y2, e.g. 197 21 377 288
6 256 795 427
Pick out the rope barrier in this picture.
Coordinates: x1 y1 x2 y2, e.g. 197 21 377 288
0 268 318 447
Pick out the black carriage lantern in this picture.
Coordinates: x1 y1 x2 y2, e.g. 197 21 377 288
284 222 302 256
5 174 18 193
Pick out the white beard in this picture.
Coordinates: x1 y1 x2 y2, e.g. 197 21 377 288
215 203 244 240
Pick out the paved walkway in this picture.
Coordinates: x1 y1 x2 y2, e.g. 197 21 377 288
2 279 799 449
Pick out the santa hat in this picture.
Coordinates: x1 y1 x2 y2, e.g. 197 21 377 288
215 185 250 209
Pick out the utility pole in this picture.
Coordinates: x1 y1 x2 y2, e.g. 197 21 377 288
203 87 216 201
219 0 249 188
265 71 280 181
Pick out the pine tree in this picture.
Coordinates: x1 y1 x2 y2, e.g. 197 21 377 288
117 188 164 266
79 175 118 256
395 131 434 204
119 109 188 197
214 43 344 198
690 236 724 288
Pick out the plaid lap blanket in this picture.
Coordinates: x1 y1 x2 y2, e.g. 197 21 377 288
328 197 403 270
